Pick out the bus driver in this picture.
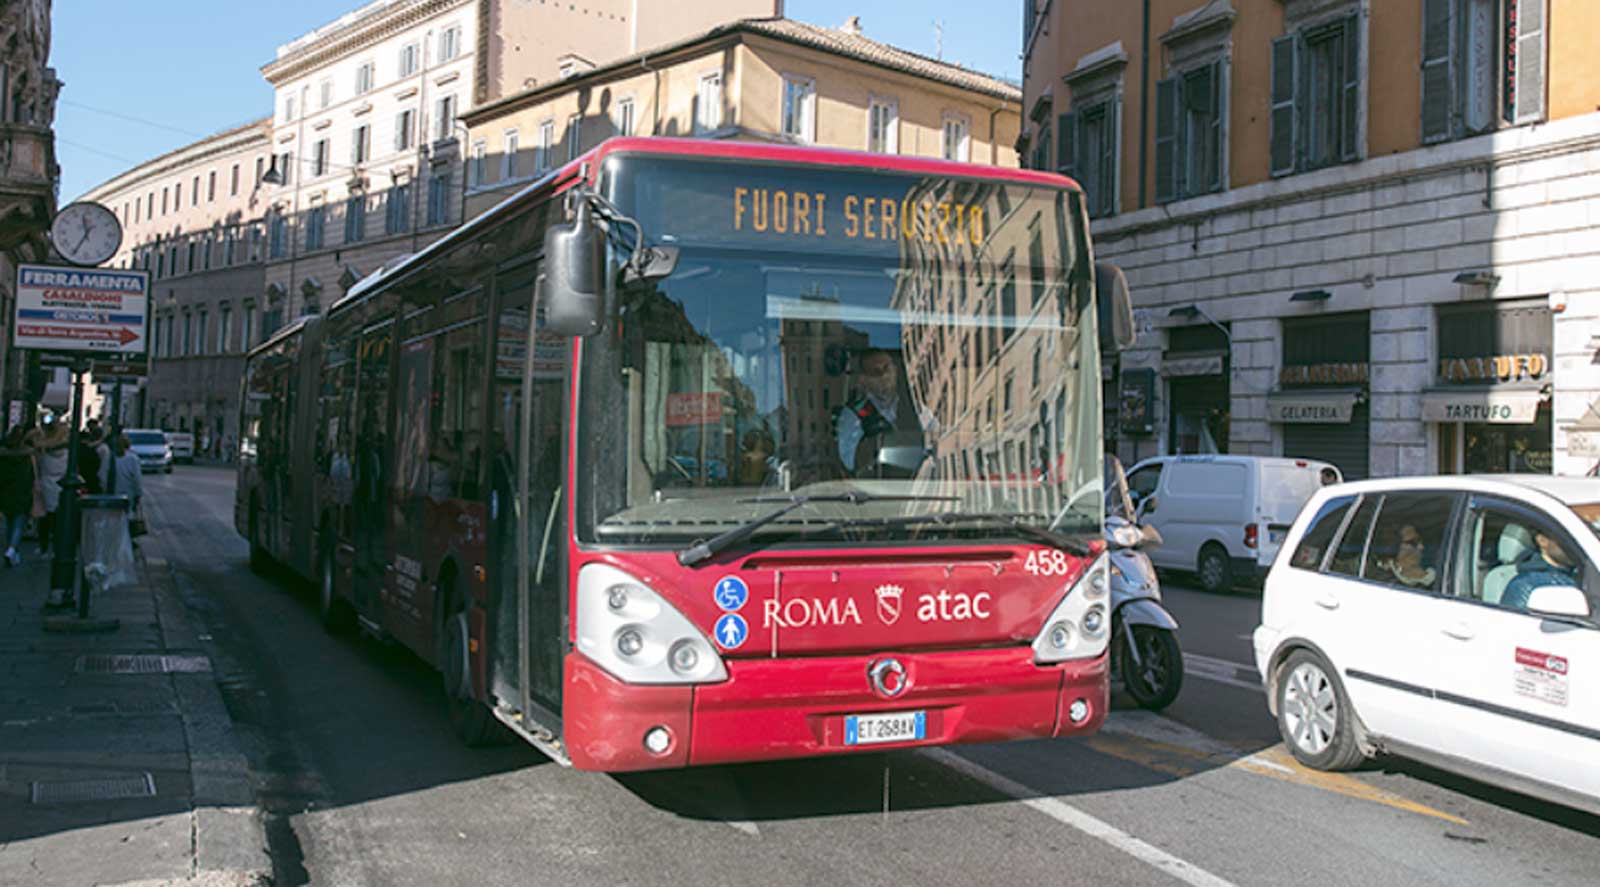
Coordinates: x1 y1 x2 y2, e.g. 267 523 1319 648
834 348 929 479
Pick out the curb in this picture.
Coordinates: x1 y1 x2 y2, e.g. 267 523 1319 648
145 555 272 885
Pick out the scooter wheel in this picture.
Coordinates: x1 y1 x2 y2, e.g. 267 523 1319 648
1121 625 1183 711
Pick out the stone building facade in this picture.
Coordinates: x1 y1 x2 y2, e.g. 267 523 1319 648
1022 0 1600 478
79 120 272 442
0 0 61 430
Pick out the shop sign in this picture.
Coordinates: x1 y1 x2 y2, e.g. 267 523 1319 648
666 392 723 427
1278 362 1369 387
1438 354 1547 383
1421 389 1542 424
1267 392 1357 424
1161 354 1224 377
1567 432 1600 458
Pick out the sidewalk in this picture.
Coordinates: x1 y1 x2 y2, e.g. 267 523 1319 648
0 546 269 887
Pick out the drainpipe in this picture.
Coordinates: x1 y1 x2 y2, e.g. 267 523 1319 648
1137 0 1151 208
640 52 660 135
989 104 1006 166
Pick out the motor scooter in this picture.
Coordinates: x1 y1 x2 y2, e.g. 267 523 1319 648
1105 456 1183 710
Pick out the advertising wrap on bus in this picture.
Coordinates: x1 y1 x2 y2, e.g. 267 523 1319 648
236 139 1113 773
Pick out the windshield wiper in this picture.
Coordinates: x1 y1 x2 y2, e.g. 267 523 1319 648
674 492 959 567
843 511 1096 557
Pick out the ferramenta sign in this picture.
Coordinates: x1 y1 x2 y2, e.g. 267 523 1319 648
12 264 150 355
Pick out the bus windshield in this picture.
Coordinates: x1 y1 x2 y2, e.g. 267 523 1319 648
579 155 1101 549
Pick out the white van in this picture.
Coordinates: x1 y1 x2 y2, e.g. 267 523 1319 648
1125 455 1341 592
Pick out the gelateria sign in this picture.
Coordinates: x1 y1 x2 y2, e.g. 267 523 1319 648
1421 388 1544 424
1438 354 1548 383
1267 391 1359 424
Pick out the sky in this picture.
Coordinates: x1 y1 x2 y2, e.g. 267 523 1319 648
51 1 1023 204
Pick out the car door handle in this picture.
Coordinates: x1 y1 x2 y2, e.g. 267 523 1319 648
1314 596 1339 611
1441 623 1475 641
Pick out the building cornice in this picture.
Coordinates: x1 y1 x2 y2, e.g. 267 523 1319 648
261 0 472 85
78 120 272 203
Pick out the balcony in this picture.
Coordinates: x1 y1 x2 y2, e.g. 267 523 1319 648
0 122 57 251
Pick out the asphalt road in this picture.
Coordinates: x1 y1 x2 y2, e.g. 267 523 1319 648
141 466 1600 887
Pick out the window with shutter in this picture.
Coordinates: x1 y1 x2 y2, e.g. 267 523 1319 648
1339 13 1360 161
1270 35 1297 176
1055 112 1075 176
1513 0 1546 124
1421 0 1453 143
1155 77 1178 203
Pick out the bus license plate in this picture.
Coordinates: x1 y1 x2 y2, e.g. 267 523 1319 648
845 711 926 746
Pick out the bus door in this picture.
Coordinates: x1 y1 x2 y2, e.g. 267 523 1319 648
353 318 395 627
489 263 567 718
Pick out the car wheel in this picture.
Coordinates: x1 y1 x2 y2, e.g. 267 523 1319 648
1197 544 1232 593
1276 649 1367 771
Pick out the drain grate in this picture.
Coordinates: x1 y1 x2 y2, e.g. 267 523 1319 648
32 773 156 804
76 654 212 675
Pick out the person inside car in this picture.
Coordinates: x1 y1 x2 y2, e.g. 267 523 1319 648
1377 524 1436 588
1500 530 1580 611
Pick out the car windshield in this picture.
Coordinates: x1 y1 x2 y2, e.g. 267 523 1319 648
577 156 1102 549
1570 503 1600 541
127 431 166 446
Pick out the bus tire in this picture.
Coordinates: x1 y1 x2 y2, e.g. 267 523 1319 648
248 500 270 575
438 578 496 747
317 549 355 634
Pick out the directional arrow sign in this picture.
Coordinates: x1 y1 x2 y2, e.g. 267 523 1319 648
12 264 149 355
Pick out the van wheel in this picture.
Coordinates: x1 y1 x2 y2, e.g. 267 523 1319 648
1197 544 1232 593
1276 650 1367 771
438 579 496 747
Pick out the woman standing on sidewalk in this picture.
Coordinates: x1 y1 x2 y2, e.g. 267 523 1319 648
0 426 36 566
27 416 70 554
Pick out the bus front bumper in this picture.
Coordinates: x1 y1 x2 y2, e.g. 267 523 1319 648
563 647 1108 772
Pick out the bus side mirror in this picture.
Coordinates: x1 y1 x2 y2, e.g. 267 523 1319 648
543 200 607 337
1096 262 1136 354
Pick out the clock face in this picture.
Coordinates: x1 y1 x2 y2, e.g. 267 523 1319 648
50 202 123 267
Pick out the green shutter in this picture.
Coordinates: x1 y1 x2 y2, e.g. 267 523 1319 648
1154 77 1178 203
1270 35 1298 176
1420 0 1454 143
1057 112 1076 175
1341 13 1362 162
1208 58 1226 193
1514 0 1548 124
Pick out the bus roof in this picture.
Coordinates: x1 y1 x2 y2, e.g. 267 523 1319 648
245 313 317 361
326 136 1082 318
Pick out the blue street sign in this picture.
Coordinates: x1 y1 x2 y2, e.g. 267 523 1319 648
713 575 748 611
714 613 748 650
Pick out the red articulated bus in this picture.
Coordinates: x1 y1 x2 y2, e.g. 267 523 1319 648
236 137 1132 771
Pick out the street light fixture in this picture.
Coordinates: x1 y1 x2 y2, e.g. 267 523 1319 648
260 157 284 186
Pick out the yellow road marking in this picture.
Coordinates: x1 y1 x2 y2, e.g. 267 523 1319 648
1082 718 1468 826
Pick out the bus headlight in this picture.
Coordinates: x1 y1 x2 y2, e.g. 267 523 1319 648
576 563 728 685
1032 556 1112 664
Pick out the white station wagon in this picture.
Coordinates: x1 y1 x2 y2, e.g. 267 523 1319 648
1254 475 1600 816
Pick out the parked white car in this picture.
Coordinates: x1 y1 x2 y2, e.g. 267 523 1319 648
124 428 173 474
1125 455 1340 592
1254 475 1600 816
166 431 195 463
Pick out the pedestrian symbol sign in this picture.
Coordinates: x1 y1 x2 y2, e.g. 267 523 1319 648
714 575 748 611
714 614 748 650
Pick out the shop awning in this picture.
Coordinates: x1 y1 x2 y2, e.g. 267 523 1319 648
1161 353 1224 377
1267 390 1360 424
1421 387 1545 424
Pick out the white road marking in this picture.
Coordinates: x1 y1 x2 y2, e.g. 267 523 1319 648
1183 653 1266 694
924 747 1241 887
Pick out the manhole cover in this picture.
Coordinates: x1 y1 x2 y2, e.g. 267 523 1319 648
76 654 212 674
32 773 156 804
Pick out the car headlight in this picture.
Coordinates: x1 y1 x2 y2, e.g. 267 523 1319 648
1032 555 1112 663
575 563 727 685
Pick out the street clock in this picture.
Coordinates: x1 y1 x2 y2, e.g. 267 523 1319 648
50 201 123 267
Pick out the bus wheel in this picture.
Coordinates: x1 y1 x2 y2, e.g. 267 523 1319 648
317 551 354 634
248 502 270 575
439 581 496 747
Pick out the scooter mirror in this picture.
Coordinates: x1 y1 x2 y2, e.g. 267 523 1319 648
1139 524 1164 549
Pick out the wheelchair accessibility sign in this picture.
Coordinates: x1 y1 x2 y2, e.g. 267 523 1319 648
713 576 748 611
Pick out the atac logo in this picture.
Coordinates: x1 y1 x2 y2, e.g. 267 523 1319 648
876 584 904 626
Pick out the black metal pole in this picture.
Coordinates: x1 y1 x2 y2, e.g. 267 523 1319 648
49 359 87 597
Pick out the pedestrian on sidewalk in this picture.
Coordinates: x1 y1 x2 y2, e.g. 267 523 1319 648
0 426 36 566
112 433 143 510
26 416 70 554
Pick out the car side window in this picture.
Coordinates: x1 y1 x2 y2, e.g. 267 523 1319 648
1327 496 1379 579
1453 505 1586 613
1360 493 1457 593
1290 495 1355 570
1127 465 1162 503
